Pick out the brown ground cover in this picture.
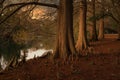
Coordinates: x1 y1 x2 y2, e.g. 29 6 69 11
0 39 120 80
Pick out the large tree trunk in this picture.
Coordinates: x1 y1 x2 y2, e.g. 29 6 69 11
76 0 88 53
98 18 104 40
54 0 76 59
90 0 98 41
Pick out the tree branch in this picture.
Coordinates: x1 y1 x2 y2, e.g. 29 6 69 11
0 2 58 25
0 0 6 5
2 2 58 11
0 6 23 25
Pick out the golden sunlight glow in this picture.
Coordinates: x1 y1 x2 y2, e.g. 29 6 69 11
30 8 46 20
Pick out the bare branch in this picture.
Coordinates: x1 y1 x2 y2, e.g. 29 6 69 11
0 6 23 24
2 2 58 10
0 2 58 25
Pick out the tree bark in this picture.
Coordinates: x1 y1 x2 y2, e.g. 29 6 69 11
90 0 98 41
98 0 104 40
76 0 88 53
54 0 76 59
98 18 104 40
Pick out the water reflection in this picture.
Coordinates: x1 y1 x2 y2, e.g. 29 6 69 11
21 48 53 60
0 40 20 70
0 48 53 70
0 56 8 70
0 36 53 69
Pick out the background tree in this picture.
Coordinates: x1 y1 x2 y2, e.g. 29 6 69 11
90 0 98 41
76 0 88 54
98 0 104 40
110 0 120 39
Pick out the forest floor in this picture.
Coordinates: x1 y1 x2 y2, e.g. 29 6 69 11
0 39 120 80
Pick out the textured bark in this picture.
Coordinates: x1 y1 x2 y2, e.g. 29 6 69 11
90 0 98 41
98 0 104 40
76 0 88 53
98 18 104 40
54 0 76 59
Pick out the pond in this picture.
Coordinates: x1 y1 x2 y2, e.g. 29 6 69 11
0 48 53 70
0 42 53 70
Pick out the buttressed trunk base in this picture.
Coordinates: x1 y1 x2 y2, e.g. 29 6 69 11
54 0 76 59
76 0 88 55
